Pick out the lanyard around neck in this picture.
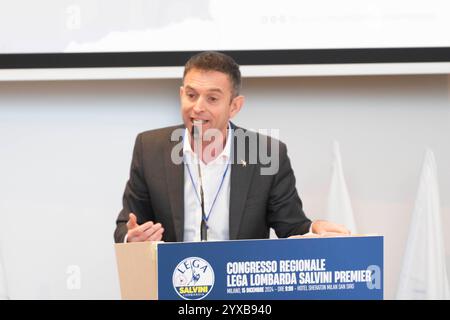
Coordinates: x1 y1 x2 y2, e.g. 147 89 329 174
185 158 230 224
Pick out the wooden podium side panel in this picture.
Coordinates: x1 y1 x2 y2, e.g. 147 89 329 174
115 242 158 300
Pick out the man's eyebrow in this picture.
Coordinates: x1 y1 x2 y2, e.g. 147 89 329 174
184 85 196 91
184 85 224 94
207 88 224 94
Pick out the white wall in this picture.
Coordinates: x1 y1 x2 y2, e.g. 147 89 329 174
0 75 449 299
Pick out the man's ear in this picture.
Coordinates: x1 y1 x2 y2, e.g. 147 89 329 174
229 95 245 118
179 86 184 98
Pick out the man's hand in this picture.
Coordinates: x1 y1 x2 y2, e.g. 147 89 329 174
288 220 350 239
126 213 164 242
311 219 350 236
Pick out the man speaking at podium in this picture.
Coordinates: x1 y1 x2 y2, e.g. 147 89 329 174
114 51 349 243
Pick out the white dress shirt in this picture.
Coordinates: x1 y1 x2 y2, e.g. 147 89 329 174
183 125 232 242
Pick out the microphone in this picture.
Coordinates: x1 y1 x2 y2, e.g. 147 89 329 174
192 121 208 241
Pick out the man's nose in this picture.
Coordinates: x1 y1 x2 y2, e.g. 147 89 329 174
192 96 207 113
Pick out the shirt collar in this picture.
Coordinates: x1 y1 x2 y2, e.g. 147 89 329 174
183 122 232 165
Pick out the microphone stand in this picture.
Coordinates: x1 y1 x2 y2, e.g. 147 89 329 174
192 124 208 241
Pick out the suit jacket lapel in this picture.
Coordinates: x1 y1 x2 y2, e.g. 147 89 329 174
229 124 255 240
164 129 184 242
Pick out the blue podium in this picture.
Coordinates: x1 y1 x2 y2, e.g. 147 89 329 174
115 236 383 300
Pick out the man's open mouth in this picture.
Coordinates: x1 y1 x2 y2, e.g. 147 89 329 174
192 119 209 125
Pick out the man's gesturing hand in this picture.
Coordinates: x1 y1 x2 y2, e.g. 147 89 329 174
289 219 351 239
311 219 350 236
126 213 164 242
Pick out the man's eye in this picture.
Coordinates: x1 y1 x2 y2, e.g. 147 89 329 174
187 93 196 99
208 97 218 102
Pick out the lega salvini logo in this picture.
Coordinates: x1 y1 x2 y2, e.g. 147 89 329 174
172 257 215 300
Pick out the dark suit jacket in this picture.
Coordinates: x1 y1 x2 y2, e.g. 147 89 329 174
114 123 311 243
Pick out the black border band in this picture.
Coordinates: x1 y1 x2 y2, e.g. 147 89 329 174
0 47 449 69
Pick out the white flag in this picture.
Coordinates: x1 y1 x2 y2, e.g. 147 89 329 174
397 149 450 299
0 256 8 300
326 140 357 233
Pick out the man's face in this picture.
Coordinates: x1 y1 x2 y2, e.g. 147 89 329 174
180 68 243 139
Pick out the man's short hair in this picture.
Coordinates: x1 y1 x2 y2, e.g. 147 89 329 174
183 51 241 98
